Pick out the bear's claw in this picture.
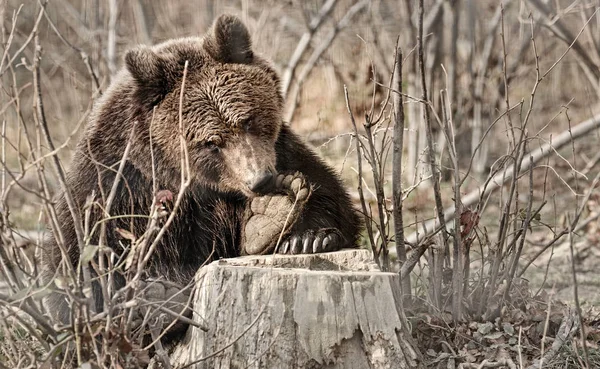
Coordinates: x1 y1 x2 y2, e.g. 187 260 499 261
243 172 345 256
278 229 342 254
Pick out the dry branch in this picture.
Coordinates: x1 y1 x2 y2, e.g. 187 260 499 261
472 2 507 174
33 31 89 286
417 0 449 314
392 46 408 295
40 5 102 98
519 167 600 276
526 0 600 81
285 0 369 123
406 113 600 245
345 86 378 268
568 220 591 368
280 0 338 97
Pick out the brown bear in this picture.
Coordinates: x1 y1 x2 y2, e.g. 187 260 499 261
42 15 360 329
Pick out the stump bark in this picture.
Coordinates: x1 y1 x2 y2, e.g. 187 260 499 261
168 249 423 369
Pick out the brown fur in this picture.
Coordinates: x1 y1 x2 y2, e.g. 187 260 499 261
42 15 360 325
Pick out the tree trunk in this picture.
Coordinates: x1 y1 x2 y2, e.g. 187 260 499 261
168 249 423 369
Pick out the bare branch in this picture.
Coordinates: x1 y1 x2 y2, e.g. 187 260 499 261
345 85 378 268
526 0 600 81
281 0 338 97
285 0 369 123
417 0 450 315
392 45 408 294
406 113 600 244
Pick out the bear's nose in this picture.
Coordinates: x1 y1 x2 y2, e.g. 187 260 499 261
248 170 274 194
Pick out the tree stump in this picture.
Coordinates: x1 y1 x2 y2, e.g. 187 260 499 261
168 249 422 369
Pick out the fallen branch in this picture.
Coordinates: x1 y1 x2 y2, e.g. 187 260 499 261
406 114 600 245
458 359 517 369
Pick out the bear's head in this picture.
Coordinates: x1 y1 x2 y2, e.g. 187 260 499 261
124 15 283 197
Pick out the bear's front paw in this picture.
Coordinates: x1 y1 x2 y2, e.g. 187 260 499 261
279 228 343 254
242 172 311 255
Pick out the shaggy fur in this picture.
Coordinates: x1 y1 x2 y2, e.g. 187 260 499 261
42 15 360 323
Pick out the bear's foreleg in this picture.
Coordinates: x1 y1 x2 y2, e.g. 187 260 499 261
271 126 361 254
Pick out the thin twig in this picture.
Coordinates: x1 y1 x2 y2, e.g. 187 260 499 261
39 0 101 93
281 0 338 97
520 169 600 276
417 0 450 315
285 0 369 123
568 216 591 368
405 113 600 245
345 85 378 268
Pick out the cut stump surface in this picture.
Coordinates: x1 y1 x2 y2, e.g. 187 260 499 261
169 249 421 369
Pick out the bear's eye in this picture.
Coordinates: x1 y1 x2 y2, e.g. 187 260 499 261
241 117 254 131
204 135 222 153
205 141 220 153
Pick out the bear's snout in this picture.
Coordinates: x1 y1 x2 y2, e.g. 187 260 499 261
247 170 275 194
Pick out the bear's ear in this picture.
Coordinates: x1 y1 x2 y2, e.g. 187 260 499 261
125 46 171 106
204 14 253 64
125 47 166 85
